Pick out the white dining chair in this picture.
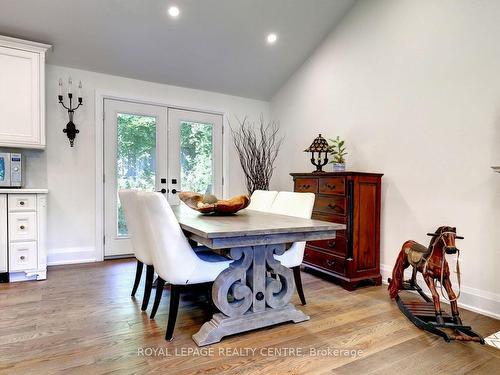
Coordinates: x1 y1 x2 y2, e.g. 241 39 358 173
119 190 155 311
138 191 232 341
270 191 316 305
246 190 278 212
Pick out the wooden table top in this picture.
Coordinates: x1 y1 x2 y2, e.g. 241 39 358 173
172 204 345 249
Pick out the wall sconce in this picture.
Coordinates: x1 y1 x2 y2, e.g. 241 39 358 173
304 134 329 173
58 77 83 147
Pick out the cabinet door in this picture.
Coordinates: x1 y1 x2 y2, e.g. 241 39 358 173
0 46 43 148
0 195 7 273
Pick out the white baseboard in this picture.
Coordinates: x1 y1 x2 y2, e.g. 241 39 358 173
380 264 500 320
47 246 97 266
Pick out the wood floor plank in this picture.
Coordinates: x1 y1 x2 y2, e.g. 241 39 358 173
0 259 498 375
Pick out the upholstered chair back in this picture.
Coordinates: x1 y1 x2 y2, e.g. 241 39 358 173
138 191 202 284
118 190 154 265
270 191 315 219
270 191 316 268
247 190 278 212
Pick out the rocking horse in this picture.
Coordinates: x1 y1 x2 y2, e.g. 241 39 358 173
388 226 484 343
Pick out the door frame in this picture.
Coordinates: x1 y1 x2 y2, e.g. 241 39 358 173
94 90 229 261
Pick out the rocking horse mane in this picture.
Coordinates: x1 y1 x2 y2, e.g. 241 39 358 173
428 226 456 252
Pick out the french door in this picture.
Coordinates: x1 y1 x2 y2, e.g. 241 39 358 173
103 99 223 257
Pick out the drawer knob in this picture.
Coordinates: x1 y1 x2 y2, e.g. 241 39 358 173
302 184 310 189
327 184 336 189
327 240 336 248
20 225 25 230
20 255 26 260
19 201 25 206
328 203 339 210
326 259 335 267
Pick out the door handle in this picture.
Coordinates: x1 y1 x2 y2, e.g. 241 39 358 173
158 189 167 194
171 189 179 194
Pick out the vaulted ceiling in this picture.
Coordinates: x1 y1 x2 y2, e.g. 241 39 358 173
0 0 355 100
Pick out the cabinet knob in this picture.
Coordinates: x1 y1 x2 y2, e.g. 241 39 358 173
327 240 336 248
19 201 25 206
20 225 25 230
20 256 26 260
326 259 335 267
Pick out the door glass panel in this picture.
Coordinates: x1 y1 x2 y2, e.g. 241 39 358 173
180 121 214 194
116 113 156 236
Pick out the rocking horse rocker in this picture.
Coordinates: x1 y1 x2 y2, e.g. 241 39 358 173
388 226 484 343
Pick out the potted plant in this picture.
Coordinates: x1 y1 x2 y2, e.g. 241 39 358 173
328 136 347 172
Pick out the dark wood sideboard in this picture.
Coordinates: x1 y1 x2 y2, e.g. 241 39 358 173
291 172 383 290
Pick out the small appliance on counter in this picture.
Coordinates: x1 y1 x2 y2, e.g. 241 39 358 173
0 152 24 188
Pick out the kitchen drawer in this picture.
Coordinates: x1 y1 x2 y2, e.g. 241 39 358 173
314 195 347 216
294 178 318 193
8 194 37 212
303 247 346 275
9 241 37 271
308 233 347 256
319 177 346 196
9 212 37 242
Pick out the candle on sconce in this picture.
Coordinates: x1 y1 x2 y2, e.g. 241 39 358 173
68 77 73 95
58 78 63 97
78 81 82 100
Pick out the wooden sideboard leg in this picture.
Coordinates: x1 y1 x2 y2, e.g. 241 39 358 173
340 280 356 291
372 275 382 286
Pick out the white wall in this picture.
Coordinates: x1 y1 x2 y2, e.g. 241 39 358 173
271 0 500 317
34 64 269 265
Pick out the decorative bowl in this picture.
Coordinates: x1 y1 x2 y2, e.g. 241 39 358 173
178 192 250 215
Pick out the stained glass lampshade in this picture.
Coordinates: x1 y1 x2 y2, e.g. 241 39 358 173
304 134 329 173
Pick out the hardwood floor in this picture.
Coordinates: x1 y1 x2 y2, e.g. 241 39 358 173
0 259 498 374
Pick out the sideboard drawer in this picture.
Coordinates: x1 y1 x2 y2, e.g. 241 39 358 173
9 241 37 271
319 177 346 196
308 233 347 256
8 194 37 212
9 212 37 242
314 195 347 216
294 178 318 193
304 247 346 275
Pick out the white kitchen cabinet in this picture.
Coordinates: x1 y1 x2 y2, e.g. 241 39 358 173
0 190 47 282
0 195 7 276
0 36 51 149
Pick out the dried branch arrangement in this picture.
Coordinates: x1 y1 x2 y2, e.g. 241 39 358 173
230 115 284 194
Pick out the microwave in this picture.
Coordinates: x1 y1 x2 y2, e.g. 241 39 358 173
0 153 23 188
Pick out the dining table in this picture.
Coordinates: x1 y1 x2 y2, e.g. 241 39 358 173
172 205 346 346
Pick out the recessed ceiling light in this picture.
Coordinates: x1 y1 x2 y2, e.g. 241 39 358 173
168 6 180 18
267 33 278 44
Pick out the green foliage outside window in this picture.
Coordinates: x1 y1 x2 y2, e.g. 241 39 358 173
116 113 156 236
180 121 214 194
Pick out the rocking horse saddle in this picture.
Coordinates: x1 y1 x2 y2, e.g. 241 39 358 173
405 242 430 266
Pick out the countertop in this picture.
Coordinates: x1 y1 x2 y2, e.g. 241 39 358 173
0 188 48 194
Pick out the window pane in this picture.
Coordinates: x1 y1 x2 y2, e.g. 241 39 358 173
116 113 156 236
180 121 214 194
